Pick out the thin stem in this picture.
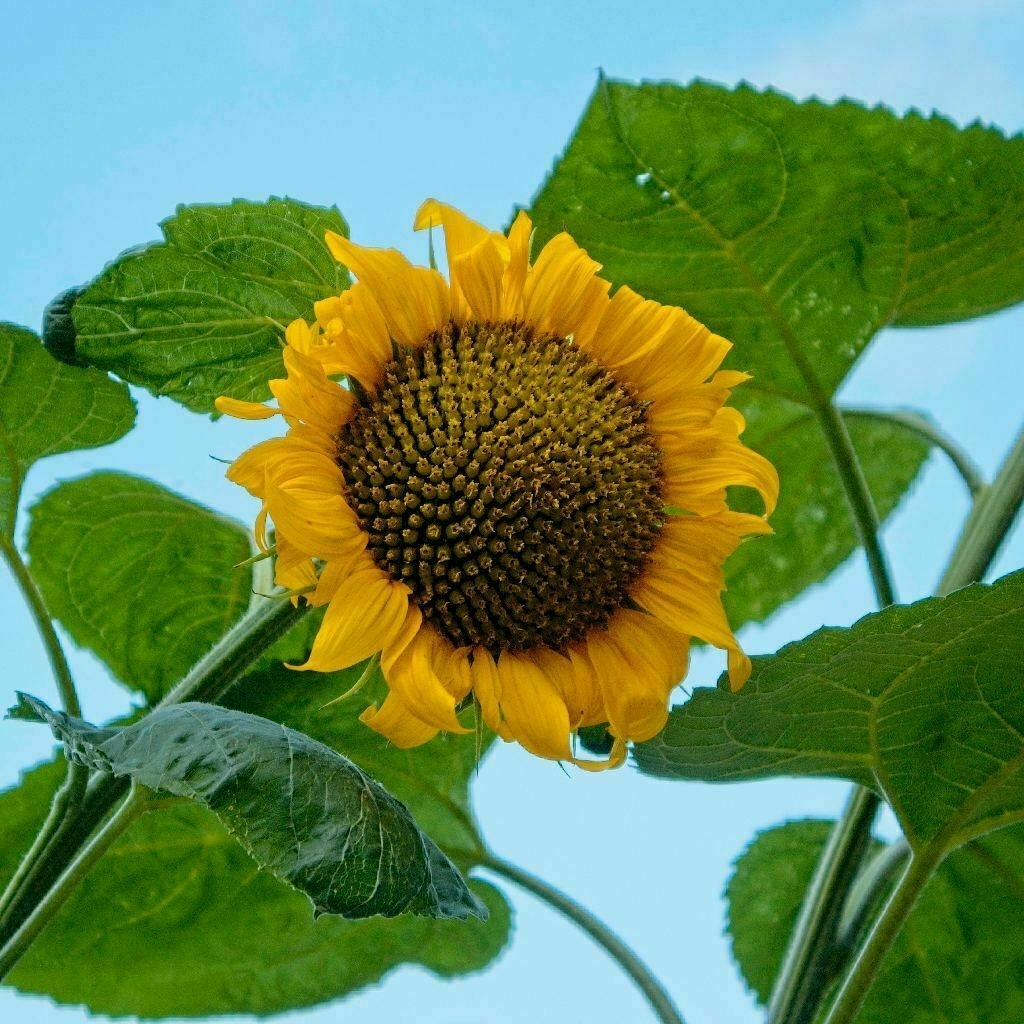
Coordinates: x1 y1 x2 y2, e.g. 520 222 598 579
840 407 986 498
157 596 307 708
481 854 685 1024
938 423 1024 596
820 850 939 1024
0 531 80 717
0 783 151 981
814 401 896 608
767 788 880 1024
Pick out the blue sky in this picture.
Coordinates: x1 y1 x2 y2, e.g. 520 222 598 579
1 2 1022 1023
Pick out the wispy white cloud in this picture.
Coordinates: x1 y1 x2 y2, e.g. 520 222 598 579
748 0 1022 131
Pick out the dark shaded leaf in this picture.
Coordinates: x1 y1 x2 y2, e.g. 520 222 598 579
40 287 86 366
14 693 486 922
72 198 350 413
1 761 508 1017
636 570 1024 852
26 471 252 702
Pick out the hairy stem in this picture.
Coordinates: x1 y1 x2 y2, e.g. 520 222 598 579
482 854 685 1024
840 407 986 498
835 839 911 954
0 532 90 927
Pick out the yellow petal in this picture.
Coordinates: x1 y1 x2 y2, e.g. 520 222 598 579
215 395 278 420
451 236 507 323
598 611 690 742
313 285 393 390
269 346 354 434
294 567 409 672
469 648 512 741
522 233 611 346
325 232 449 347
360 692 440 748
500 210 533 320
263 449 367 559
274 536 317 593
491 650 575 762
382 615 471 733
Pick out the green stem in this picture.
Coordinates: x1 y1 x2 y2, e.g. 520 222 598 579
0 532 90 927
815 400 896 608
767 788 880 1024
0 597 308 952
835 839 911 953
769 397 898 1024
0 531 80 717
0 783 151 981
820 850 939 1024
481 854 685 1024
938 423 1024 596
839 407 986 498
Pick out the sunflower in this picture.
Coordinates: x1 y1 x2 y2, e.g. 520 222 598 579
217 200 778 771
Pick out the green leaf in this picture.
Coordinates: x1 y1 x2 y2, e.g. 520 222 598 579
14 693 486 922
1 761 508 1018
72 198 351 413
527 77 1023 620
724 409 929 626
25 471 253 702
727 820 1024 1022
0 324 135 534
228 655 492 863
635 570 1024 853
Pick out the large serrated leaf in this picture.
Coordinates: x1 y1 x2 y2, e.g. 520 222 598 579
72 197 351 413
1 765 507 1018
727 820 1024 1022
26 471 253 702
0 324 135 534
528 77 1023 621
13 693 486 922
636 570 1024 853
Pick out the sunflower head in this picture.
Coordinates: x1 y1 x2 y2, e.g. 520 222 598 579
217 200 778 771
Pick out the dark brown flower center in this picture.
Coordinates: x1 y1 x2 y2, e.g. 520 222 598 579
336 320 664 655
